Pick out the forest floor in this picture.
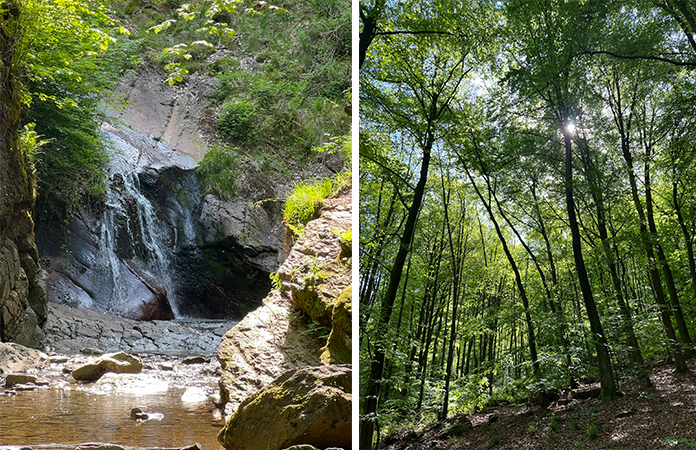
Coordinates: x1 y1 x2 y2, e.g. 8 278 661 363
382 359 696 450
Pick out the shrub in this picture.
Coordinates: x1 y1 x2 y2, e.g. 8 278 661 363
586 424 597 440
218 100 257 144
197 145 240 200
550 413 560 430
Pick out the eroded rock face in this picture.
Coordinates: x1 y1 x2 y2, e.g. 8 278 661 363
44 303 233 356
217 191 352 412
0 16 48 347
36 68 280 320
217 290 324 412
218 365 352 450
277 193 352 365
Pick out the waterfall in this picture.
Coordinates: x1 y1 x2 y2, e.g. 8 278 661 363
95 122 196 318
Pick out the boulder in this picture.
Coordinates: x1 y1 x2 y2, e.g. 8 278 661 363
218 365 351 450
182 356 207 364
217 290 324 412
72 352 143 381
130 407 149 420
4 373 37 387
0 342 48 373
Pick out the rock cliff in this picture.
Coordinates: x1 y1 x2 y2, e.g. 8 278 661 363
217 190 352 415
36 65 340 321
0 3 48 348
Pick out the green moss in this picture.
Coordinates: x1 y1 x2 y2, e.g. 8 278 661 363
332 285 352 333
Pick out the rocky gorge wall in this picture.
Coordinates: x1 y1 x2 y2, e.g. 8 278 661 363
0 3 48 349
36 67 284 320
217 189 352 435
36 64 344 322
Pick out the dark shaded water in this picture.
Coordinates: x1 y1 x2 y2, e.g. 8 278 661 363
0 387 225 449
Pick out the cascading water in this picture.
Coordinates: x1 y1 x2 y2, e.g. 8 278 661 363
95 122 201 318
39 119 273 321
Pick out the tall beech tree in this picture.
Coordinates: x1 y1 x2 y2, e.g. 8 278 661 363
358 3 488 444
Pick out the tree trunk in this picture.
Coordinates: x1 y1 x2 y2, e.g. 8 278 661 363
561 128 618 400
463 159 540 376
577 138 646 372
360 128 435 450
673 180 696 311
645 149 692 356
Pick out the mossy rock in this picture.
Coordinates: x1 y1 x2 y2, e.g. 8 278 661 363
331 285 351 333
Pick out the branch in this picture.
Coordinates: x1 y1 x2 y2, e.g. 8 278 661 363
375 30 458 38
576 50 696 67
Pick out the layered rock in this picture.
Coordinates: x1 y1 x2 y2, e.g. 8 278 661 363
0 2 48 348
44 303 233 356
217 191 352 414
218 365 352 450
36 67 288 320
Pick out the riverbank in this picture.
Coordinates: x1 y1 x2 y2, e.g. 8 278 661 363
1 301 233 450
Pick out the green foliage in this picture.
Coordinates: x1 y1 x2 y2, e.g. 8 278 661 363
18 123 51 172
549 413 560 430
336 228 352 258
136 0 350 162
662 437 696 449
527 425 537 436
217 101 257 143
197 144 240 200
316 134 352 165
270 272 282 290
284 178 334 235
586 424 598 440
488 435 499 448
300 320 331 340
14 0 140 221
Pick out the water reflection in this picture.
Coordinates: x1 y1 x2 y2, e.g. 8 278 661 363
0 387 225 449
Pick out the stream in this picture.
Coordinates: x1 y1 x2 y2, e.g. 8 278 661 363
0 352 227 449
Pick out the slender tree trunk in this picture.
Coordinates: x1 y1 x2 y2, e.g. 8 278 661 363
360 129 435 450
673 179 696 310
561 127 618 400
645 148 693 356
439 171 468 420
463 158 540 376
609 73 688 372
577 138 646 372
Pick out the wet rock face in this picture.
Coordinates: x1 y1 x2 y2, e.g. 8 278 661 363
0 22 48 347
36 131 273 320
35 66 281 320
218 364 352 450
